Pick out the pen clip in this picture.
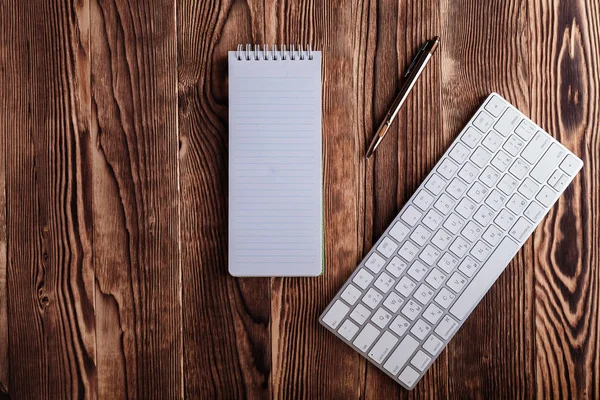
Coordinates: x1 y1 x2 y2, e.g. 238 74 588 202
404 42 428 78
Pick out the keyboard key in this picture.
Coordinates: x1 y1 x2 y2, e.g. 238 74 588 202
443 213 465 234
398 366 420 388
362 288 384 309
434 315 459 339
515 119 537 141
447 272 468 293
434 288 456 309
482 225 503 246
431 229 452 250
482 131 503 152
455 198 476 218
530 144 566 183
434 193 456 215
473 205 494 226
410 225 432 246
411 350 432 371
438 159 459 179
425 173 446 195
414 284 435 305
461 221 483 242
374 272 395 293
484 94 506 116
383 336 419 376
461 126 482 148
446 178 468 199
536 186 558 207
353 268 374 289
437 252 459 273
470 240 492 262
473 111 495 132
425 268 447 289
401 300 423 320
554 174 570 192
365 252 386 273
449 237 469 258
407 260 429 281
480 166 501 187
491 150 512 172
423 334 444 355
559 154 582 176
423 303 444 324
467 181 489 203
458 162 480 183
484 189 507 211
353 323 380 352
339 320 360 340
410 319 432 340
423 209 444 230
547 170 562 188
503 135 525 156
419 245 441 266
524 202 545 223
377 237 398 258
495 209 517 230
371 307 393 329
383 292 404 313
413 190 435 210
390 315 411 337
401 205 422 226
341 284 362 305
521 131 550 164
369 331 398 364
350 304 371 325
509 217 533 241
497 174 519 195
396 276 416 296
509 158 531 179
450 238 520 320
518 177 539 199
494 107 521 136
386 256 408 277
399 241 420 262
458 256 480 277
448 142 470 163
389 221 410 242
506 193 527 214
322 300 350 329
470 147 492 168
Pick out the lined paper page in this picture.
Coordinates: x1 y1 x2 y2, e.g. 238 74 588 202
228 51 323 276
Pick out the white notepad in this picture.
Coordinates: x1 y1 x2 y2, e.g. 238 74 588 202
228 45 323 277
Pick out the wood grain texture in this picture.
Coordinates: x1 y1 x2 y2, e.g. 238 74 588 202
0 0 599 398
528 0 600 398
90 0 181 398
440 1 536 399
2 0 96 398
0 0 8 394
177 0 272 399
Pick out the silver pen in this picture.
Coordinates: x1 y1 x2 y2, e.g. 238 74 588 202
366 37 440 159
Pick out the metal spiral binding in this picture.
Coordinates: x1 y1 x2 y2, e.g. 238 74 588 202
236 44 314 61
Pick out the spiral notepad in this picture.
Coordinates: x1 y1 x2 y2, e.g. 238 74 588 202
228 45 323 277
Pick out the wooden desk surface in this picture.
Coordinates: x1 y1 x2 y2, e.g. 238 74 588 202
1 0 599 398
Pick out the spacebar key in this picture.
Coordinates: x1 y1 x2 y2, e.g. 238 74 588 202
449 238 520 320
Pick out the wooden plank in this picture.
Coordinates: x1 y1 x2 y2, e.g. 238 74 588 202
528 0 600 397
89 0 181 398
0 0 8 394
440 0 535 397
265 1 367 398
2 0 96 398
176 1 272 398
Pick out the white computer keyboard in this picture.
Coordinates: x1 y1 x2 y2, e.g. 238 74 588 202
319 93 583 390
